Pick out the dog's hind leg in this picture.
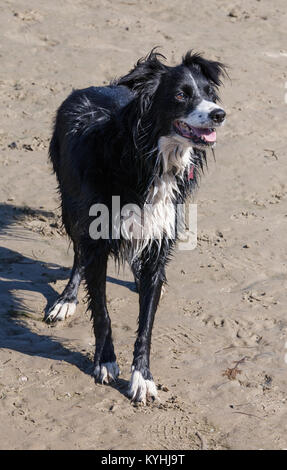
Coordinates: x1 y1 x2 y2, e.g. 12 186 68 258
84 247 119 384
45 246 83 323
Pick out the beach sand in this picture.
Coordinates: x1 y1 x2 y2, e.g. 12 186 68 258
0 0 287 449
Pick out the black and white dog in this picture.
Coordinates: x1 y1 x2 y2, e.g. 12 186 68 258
46 50 226 403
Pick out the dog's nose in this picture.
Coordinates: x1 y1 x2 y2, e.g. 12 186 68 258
209 108 226 124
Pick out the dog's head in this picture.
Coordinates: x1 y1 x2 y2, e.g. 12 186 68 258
118 49 227 150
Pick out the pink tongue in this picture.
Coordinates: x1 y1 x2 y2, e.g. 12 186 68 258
192 127 216 142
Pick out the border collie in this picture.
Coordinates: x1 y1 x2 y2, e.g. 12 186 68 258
46 50 226 404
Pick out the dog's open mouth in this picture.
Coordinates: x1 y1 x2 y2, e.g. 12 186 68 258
174 120 216 146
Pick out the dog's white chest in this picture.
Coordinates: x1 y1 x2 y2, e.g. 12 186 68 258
122 136 193 259
144 137 192 237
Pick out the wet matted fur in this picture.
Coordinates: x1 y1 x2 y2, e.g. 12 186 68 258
46 50 226 403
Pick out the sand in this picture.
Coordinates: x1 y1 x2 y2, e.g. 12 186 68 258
1 0 287 450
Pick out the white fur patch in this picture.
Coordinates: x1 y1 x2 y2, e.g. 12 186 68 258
94 362 120 384
122 136 193 262
128 369 158 404
185 99 222 127
45 301 77 322
160 284 166 300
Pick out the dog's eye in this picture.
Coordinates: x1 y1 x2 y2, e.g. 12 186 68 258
175 91 187 102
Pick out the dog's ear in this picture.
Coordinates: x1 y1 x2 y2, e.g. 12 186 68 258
117 49 167 111
182 50 227 87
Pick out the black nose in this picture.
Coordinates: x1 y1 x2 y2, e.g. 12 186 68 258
209 108 226 124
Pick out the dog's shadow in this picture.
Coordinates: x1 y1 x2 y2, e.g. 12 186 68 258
0 203 132 398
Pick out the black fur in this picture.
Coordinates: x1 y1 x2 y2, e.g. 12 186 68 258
46 49 226 401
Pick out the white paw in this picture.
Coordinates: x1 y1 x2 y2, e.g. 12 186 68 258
45 300 77 322
94 362 120 384
128 369 158 404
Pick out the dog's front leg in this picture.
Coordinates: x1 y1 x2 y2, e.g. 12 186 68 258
84 247 120 384
128 256 166 404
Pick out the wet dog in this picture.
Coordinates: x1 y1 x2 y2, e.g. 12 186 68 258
46 50 226 403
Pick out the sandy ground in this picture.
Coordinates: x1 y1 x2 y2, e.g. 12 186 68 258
1 0 287 450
